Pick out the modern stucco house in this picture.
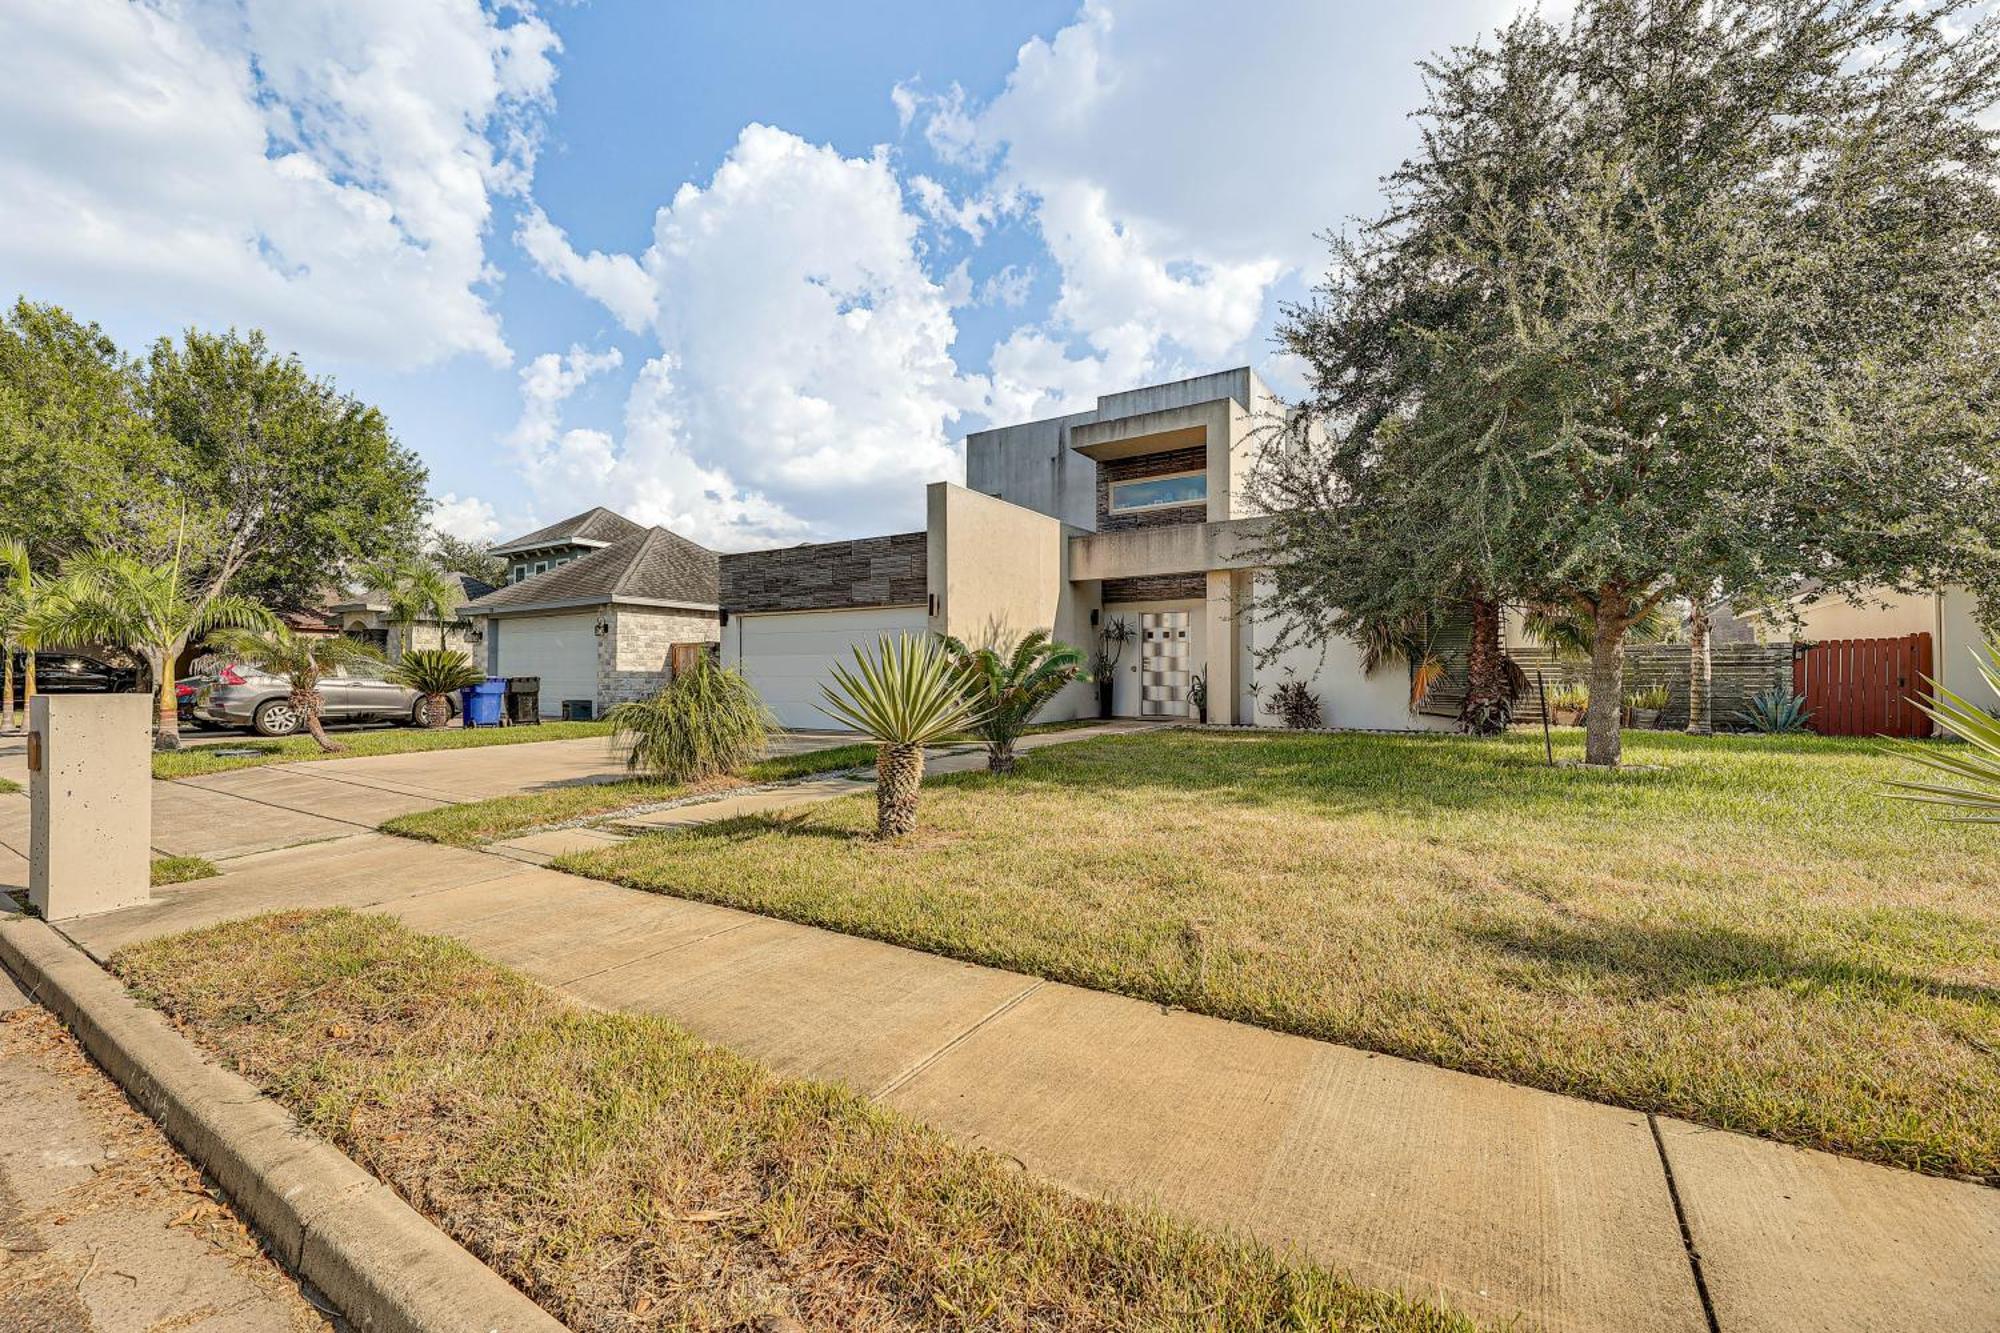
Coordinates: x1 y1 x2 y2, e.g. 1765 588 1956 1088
463 511 721 718
718 367 1445 731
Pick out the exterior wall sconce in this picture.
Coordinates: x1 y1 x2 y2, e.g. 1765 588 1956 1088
465 626 484 644
594 616 611 638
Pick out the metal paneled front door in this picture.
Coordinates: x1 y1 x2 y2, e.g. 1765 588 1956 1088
1140 611 1190 717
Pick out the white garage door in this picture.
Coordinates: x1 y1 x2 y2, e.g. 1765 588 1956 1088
494 613 598 717
731 606 928 729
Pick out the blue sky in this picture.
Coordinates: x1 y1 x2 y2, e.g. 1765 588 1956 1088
0 0 1525 549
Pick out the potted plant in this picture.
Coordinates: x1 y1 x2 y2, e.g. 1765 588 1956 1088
1623 684 1670 730
1548 681 1588 726
1188 669 1208 724
1088 616 1134 720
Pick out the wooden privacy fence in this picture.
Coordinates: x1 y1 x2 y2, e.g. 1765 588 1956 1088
1792 634 1933 738
1507 643 1794 730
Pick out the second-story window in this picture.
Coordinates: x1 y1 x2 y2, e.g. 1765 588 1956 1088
1108 470 1206 513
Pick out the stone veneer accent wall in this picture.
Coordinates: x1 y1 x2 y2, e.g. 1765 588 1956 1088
597 606 721 709
1096 446 1208 533
1102 572 1207 603
720 532 928 613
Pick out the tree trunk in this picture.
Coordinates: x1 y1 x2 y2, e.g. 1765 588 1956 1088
296 687 344 754
1584 603 1630 767
3 642 13 732
424 692 450 728
1686 599 1713 736
1460 595 1510 736
987 743 1016 775
153 671 181 751
22 649 36 727
875 742 923 838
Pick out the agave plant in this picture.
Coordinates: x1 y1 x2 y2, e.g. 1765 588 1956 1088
387 647 484 728
1735 686 1812 734
205 626 384 752
820 633 977 838
1889 642 2000 823
941 628 1087 773
608 655 772 784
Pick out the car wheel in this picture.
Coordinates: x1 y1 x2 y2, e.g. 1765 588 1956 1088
252 699 303 737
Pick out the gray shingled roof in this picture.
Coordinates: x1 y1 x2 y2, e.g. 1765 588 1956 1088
488 506 645 556
464 527 719 614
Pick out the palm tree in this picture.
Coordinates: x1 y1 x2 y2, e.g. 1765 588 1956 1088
1889 641 2000 823
206 626 384 753
941 628 1086 773
387 647 484 729
30 550 273 750
357 556 462 656
0 540 43 732
820 634 977 838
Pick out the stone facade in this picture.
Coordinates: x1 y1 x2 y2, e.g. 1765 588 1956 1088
720 532 928 613
1096 446 1208 533
597 606 722 708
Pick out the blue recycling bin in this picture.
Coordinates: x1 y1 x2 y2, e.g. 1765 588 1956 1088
460 678 506 728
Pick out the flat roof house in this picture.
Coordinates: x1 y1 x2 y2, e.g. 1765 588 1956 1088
719 368 1448 732
463 511 720 719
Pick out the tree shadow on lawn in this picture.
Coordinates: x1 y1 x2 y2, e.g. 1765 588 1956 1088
1461 914 2000 1009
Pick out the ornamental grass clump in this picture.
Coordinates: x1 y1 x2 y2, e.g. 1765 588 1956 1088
608 655 773 784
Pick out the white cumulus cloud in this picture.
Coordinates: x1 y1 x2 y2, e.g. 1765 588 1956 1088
0 0 558 369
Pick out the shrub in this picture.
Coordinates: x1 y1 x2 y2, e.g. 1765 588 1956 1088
608 657 773 784
1547 682 1589 715
1265 675 1323 729
941 629 1086 773
1736 687 1813 734
387 648 484 727
1625 685 1671 711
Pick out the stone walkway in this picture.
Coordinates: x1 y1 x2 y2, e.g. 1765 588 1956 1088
22 727 2000 1332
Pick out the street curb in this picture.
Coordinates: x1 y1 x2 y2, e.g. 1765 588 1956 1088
0 912 568 1333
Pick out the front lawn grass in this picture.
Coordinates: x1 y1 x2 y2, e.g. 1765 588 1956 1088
150 855 218 886
558 728 2000 1181
0 776 19 794
380 743 881 846
152 720 616 780
114 911 1474 1333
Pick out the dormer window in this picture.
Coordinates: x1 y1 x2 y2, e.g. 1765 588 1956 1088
1108 470 1206 514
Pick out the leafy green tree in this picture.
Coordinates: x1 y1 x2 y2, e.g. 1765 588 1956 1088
429 529 505 587
1261 0 2000 766
142 327 429 609
942 629 1087 773
607 656 773 784
31 541 274 749
387 648 486 729
206 626 384 753
0 300 166 566
0 540 46 731
820 634 977 838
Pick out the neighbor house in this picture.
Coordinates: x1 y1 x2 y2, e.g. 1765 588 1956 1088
719 368 1449 731
463 511 721 718
326 572 493 664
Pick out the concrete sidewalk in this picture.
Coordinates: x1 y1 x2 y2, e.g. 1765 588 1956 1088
23 722 2000 1332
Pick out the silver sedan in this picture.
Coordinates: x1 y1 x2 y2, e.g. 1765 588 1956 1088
191 663 457 737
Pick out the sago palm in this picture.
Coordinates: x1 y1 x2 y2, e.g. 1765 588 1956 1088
387 647 484 728
206 626 384 752
1888 641 2000 823
30 549 273 750
941 628 1086 773
608 655 772 784
820 633 976 838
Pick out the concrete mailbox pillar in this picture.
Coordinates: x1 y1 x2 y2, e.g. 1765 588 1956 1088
28 694 152 921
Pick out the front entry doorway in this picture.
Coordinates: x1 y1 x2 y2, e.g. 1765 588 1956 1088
1140 611 1190 718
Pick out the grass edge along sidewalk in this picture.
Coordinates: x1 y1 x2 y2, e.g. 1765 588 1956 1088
152 719 617 780
114 910 1479 1333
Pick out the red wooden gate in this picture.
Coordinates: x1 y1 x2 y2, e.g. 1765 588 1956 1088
1791 633 1934 738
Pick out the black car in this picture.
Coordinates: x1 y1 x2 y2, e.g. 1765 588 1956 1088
8 650 141 701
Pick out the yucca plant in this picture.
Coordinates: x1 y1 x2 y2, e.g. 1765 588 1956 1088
205 626 384 752
941 628 1087 773
820 634 977 838
387 647 484 728
608 655 772 784
1889 642 2000 823
1736 687 1812 734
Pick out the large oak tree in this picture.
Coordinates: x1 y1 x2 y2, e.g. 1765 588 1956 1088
1259 0 2000 765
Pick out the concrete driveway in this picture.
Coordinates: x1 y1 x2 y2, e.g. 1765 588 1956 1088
0 729 860 873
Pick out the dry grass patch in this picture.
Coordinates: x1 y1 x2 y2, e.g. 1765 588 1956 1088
380 744 880 846
151 854 219 886
557 728 2000 1181
114 911 1473 1333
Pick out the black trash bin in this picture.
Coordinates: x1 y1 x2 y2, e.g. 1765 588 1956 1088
504 676 541 725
